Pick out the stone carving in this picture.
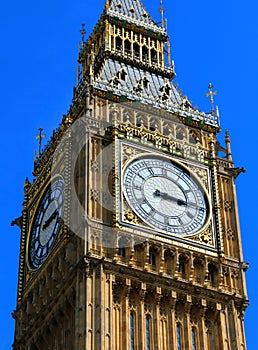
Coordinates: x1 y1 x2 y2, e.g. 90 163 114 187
189 166 209 189
189 225 214 246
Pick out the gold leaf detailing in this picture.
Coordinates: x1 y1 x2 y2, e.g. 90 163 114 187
124 210 142 225
189 226 213 246
189 166 209 189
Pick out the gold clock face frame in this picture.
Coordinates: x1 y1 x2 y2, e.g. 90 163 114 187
122 153 212 238
27 176 65 271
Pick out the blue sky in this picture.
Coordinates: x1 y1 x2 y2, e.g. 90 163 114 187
1 0 257 348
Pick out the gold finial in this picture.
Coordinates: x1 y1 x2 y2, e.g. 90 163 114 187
159 0 165 28
36 127 46 157
80 23 86 47
206 83 217 115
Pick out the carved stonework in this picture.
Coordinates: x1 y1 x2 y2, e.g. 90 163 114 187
118 122 208 163
90 189 100 201
188 224 214 246
91 160 99 172
124 210 142 226
122 144 143 165
224 200 233 211
226 228 235 240
188 165 209 189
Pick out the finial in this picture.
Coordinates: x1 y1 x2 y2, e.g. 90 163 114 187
206 83 217 115
36 127 46 157
24 177 31 192
80 23 86 47
216 105 220 119
159 0 165 28
225 130 233 161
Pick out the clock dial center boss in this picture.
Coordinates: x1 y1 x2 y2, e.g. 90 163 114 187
122 156 209 236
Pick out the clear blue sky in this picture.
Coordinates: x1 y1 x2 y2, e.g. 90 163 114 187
1 0 257 348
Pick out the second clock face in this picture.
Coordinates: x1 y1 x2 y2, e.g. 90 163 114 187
28 176 65 270
123 156 209 236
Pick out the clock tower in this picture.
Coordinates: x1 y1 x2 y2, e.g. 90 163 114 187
13 0 249 349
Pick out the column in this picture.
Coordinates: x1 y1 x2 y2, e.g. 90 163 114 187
184 295 192 349
199 299 208 350
168 291 177 350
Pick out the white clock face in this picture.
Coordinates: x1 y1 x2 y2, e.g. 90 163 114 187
123 157 209 236
28 177 64 270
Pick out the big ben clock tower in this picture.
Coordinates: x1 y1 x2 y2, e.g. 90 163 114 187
13 0 249 349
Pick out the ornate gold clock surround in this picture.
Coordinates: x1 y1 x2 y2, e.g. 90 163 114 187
119 141 215 247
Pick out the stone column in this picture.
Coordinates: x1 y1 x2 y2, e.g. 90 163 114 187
154 287 162 350
184 295 192 349
139 283 146 350
168 291 177 350
199 299 208 350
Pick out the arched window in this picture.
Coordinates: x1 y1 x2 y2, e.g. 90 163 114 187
149 247 158 271
178 256 186 277
134 43 140 59
130 312 135 350
176 323 181 350
125 40 131 56
208 263 218 287
118 247 126 258
148 253 156 267
142 46 148 62
176 127 185 140
192 328 197 350
151 48 157 63
146 315 151 350
116 37 122 53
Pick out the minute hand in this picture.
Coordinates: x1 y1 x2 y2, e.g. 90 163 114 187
184 201 207 211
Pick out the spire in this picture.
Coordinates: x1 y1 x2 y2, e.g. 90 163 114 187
105 0 165 34
159 0 165 28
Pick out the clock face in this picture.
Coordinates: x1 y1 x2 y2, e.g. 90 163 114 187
123 156 209 236
28 177 65 270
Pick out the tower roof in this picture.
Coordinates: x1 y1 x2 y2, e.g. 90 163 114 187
93 58 182 106
105 0 165 34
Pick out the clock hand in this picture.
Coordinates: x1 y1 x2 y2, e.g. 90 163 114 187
153 190 185 205
154 190 206 211
168 197 207 211
42 209 58 230
186 202 207 211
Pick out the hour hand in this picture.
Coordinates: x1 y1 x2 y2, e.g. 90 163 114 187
153 189 186 206
153 189 170 200
43 209 58 230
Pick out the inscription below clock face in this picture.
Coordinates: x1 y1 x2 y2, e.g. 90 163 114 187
28 177 65 270
123 157 209 236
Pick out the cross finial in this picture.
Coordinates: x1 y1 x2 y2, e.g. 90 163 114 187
80 23 86 46
36 127 46 157
159 0 165 28
206 83 217 115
